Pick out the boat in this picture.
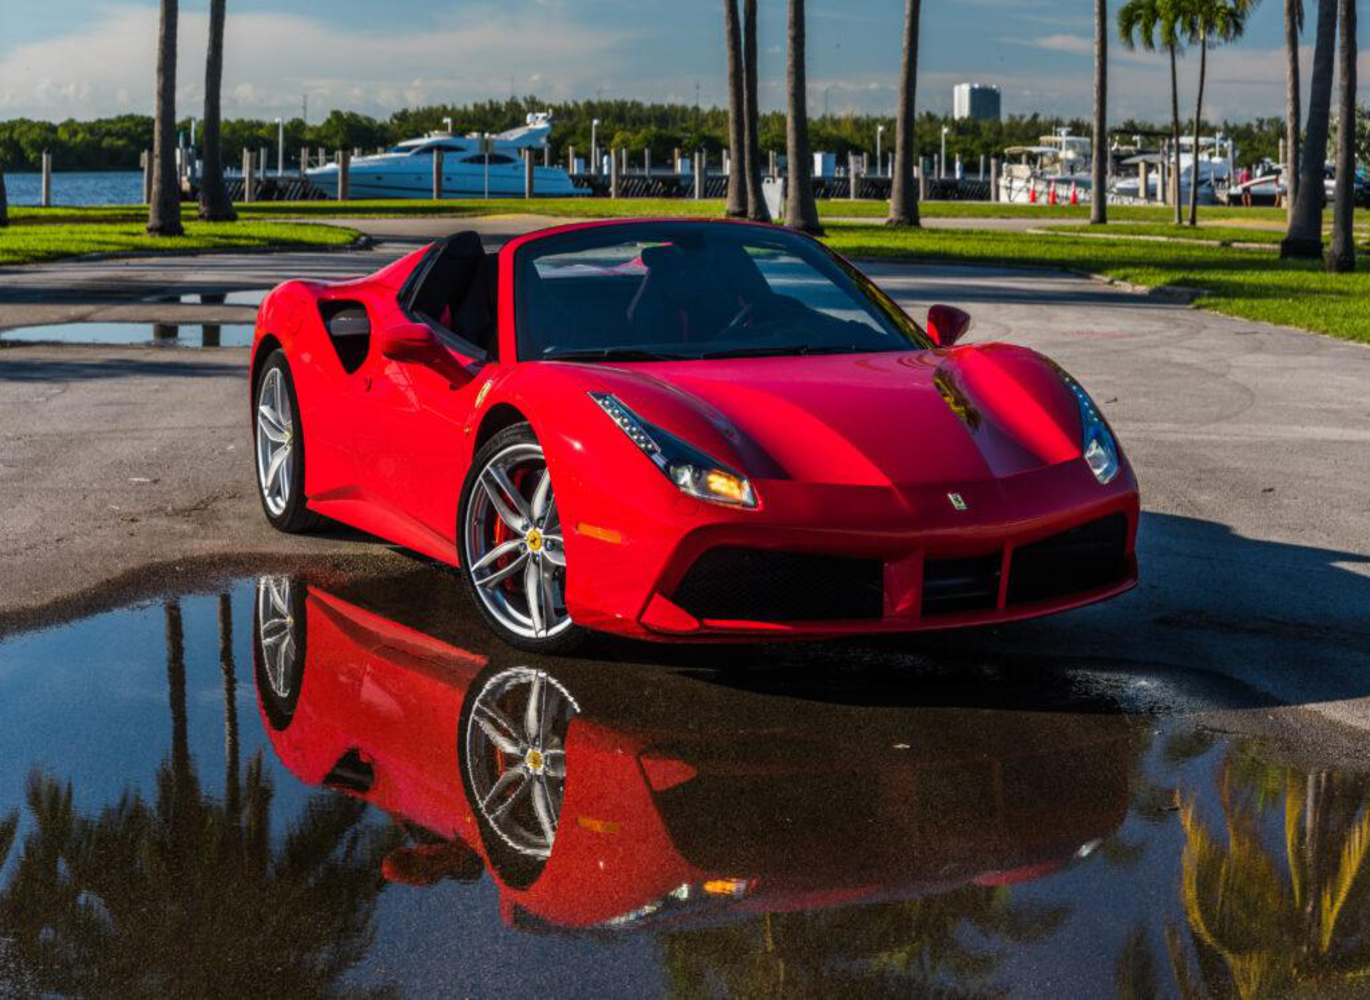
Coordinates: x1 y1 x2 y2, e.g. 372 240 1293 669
305 112 587 199
1000 131 1237 206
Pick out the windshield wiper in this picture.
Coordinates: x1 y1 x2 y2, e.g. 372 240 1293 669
699 343 864 360
542 348 690 362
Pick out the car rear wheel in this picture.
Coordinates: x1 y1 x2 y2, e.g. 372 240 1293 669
254 351 320 533
458 423 584 653
253 574 307 731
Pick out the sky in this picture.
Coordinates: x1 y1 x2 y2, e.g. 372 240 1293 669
0 1 1367 125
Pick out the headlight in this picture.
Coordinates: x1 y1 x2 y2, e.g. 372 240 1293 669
1060 374 1120 485
590 392 757 508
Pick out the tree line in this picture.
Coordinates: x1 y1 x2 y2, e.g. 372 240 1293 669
0 104 1307 178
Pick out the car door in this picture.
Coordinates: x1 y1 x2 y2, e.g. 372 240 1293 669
349 243 499 563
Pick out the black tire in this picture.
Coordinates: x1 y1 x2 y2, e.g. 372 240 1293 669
254 350 322 533
252 575 308 731
457 422 586 655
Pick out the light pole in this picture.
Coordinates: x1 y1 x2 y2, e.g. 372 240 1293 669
941 125 950 179
591 118 601 176
876 124 885 177
275 117 284 176
442 117 453 134
823 85 833 118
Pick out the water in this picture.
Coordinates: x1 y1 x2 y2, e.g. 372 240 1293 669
1 563 1364 997
3 170 144 207
0 322 256 347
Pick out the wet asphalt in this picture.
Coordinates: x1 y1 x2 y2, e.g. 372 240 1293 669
1 562 1368 998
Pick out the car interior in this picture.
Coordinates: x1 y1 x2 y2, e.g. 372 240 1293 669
405 231 500 357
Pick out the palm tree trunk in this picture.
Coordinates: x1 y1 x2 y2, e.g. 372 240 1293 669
1188 35 1207 226
165 602 191 786
1285 0 1303 222
218 593 241 816
147 0 184 236
1326 0 1355 272
742 0 769 221
198 0 236 222
724 0 748 218
1170 43 1182 226
887 0 922 227
1092 0 1109 225
1281 0 1338 259
784 0 823 234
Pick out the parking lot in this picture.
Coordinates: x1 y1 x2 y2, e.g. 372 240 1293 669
1 216 1368 995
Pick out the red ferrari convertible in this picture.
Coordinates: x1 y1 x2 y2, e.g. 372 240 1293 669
250 219 1139 651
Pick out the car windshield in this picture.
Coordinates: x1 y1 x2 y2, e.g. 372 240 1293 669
514 222 931 362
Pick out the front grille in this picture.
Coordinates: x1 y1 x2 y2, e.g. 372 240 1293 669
922 553 1002 616
672 547 884 622
1007 514 1129 605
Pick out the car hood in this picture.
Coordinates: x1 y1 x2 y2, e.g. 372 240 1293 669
588 346 1085 487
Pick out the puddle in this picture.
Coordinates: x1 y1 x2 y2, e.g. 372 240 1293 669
142 289 271 307
0 567 1366 996
0 321 256 347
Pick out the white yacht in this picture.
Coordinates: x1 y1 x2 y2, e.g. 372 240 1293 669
306 113 587 199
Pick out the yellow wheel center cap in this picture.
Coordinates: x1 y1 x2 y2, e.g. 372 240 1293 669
525 528 544 552
525 749 544 772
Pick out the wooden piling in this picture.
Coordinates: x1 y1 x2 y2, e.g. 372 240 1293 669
990 157 1001 202
609 148 619 199
141 150 152 204
41 151 52 208
694 151 704 200
525 149 535 199
242 149 255 203
337 151 350 201
433 148 444 199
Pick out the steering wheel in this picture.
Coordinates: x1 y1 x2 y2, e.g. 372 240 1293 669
719 295 803 338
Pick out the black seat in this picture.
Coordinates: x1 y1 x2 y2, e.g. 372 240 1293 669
627 245 737 343
410 232 484 326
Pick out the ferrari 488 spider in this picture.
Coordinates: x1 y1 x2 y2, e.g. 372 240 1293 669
249 219 1139 652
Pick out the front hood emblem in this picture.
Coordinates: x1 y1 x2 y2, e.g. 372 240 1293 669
948 492 968 512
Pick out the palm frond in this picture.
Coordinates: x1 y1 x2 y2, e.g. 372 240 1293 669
1318 809 1370 953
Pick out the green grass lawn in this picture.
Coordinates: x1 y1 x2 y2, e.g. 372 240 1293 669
0 217 359 265
824 223 1370 345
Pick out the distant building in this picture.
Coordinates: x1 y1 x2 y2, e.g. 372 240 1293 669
953 83 1001 122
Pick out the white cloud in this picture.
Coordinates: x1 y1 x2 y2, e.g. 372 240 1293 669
0 4 635 119
1007 34 1095 56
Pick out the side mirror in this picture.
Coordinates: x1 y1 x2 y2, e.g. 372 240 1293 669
379 321 437 362
926 305 972 348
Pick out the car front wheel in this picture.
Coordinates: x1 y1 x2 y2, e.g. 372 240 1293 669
458 423 584 654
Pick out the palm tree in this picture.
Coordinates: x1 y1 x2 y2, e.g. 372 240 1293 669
1175 754 1370 997
198 0 236 222
1281 0 1338 259
147 0 184 236
1284 0 1304 222
742 0 770 221
887 0 923 227
1177 0 1259 227
784 0 823 234
1118 0 1185 224
1325 0 1356 272
724 0 748 218
1092 0 1110 225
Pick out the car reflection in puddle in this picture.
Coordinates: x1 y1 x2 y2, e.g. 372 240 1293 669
256 573 1129 934
4 568 1369 996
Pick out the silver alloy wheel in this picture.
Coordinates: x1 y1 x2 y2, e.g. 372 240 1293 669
465 667 579 859
256 575 296 700
255 367 295 517
465 442 572 640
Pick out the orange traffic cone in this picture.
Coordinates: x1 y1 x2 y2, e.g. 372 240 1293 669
1070 181 1079 206
1048 181 1058 205
1029 184 1038 204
